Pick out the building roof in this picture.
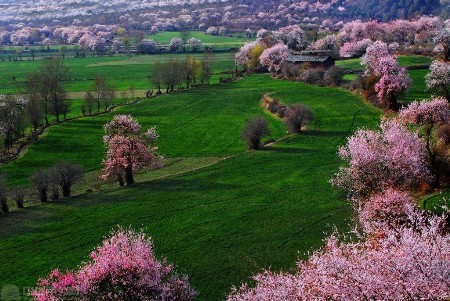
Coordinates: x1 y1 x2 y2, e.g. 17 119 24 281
285 55 333 63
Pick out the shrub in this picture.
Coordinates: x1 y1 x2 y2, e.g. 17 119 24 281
242 117 270 150
301 68 325 85
52 161 84 197
0 177 8 213
30 169 51 202
12 186 25 209
284 104 313 133
323 66 344 86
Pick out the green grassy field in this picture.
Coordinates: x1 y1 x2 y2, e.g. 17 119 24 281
336 55 433 71
0 74 381 300
148 31 251 49
0 52 237 94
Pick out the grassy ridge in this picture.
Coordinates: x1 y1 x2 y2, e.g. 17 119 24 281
0 75 380 300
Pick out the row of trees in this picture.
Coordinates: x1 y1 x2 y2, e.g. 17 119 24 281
150 52 215 93
0 161 84 213
242 102 313 150
0 58 70 150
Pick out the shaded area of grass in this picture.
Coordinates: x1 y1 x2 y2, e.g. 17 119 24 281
0 75 380 300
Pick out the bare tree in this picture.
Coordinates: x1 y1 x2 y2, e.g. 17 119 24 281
0 96 26 149
52 161 84 197
150 62 163 94
284 104 313 133
242 117 270 150
0 176 8 213
25 72 47 125
12 186 25 208
201 50 215 85
30 58 69 123
30 169 51 202
92 75 115 112
84 91 95 115
184 55 199 89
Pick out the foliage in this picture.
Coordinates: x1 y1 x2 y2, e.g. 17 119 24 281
32 228 196 301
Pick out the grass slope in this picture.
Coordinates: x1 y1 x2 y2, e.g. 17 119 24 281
0 75 380 300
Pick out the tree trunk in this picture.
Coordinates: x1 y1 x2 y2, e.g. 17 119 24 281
39 189 48 202
62 183 71 197
117 174 125 186
125 165 134 185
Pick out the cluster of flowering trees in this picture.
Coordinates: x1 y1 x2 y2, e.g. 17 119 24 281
360 41 411 109
228 106 450 300
236 26 309 73
32 228 196 301
102 115 163 186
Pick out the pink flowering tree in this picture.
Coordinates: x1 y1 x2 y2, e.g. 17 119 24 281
235 41 265 72
274 25 308 51
361 41 392 75
331 119 432 197
355 188 415 233
372 56 411 110
339 39 372 58
425 60 450 102
400 97 450 182
259 43 289 73
32 228 196 301
102 115 162 186
227 207 450 301
434 26 450 60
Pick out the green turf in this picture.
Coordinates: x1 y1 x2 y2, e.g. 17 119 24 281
148 31 251 49
0 52 237 94
336 55 432 71
399 69 431 103
0 74 380 300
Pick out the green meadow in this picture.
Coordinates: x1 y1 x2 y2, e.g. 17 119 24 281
0 74 381 300
1 48 447 300
148 31 251 49
0 52 237 95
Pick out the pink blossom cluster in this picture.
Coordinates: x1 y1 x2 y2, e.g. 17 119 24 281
259 43 289 73
425 60 450 101
235 41 263 66
102 115 162 182
400 97 450 127
228 205 450 301
372 56 411 105
331 119 432 197
274 25 309 51
339 38 372 58
32 228 196 301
